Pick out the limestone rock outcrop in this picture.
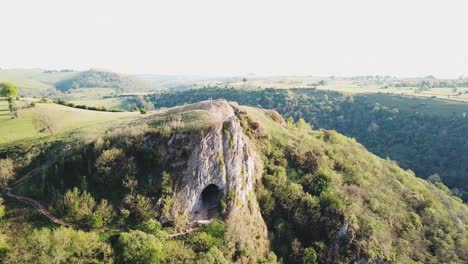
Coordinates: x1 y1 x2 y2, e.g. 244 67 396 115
159 100 269 261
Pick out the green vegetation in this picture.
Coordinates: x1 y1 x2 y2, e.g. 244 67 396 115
55 69 161 93
0 69 75 97
0 100 466 263
3 227 113 263
238 106 467 263
0 159 14 187
0 82 18 98
0 102 137 144
140 87 468 200
0 68 162 99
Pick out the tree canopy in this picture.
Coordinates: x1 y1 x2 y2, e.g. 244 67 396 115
0 82 19 97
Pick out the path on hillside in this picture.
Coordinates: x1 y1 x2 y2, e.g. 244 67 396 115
167 220 213 238
3 159 77 229
5 188 77 228
3 152 213 237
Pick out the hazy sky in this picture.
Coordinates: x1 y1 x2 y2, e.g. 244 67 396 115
1 0 467 77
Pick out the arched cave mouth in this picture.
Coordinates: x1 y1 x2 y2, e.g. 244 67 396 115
201 184 222 210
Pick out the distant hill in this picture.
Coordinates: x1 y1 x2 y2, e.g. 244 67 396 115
0 69 163 98
55 69 162 93
0 68 76 97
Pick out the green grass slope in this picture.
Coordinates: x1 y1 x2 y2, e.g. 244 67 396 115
1 100 466 263
0 100 138 145
240 105 468 263
0 69 75 96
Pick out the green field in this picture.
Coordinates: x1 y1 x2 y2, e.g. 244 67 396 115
0 100 138 144
69 97 128 110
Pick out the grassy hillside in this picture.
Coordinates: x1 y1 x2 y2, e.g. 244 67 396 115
0 100 466 263
239 105 467 263
0 100 138 145
0 69 75 97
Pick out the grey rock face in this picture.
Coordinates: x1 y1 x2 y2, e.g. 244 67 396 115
169 100 256 220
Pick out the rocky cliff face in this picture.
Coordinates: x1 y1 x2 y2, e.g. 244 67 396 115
170 102 254 219
159 100 269 261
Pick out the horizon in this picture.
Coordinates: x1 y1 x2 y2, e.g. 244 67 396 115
0 67 465 80
2 0 468 78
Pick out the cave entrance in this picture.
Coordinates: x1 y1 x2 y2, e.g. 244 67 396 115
201 184 222 210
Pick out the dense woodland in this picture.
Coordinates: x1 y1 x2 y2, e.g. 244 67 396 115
134 87 468 201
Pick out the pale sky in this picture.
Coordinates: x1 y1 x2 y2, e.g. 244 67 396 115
1 0 467 78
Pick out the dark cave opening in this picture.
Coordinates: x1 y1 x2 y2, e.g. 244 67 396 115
201 184 222 210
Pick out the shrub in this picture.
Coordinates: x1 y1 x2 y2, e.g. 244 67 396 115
91 199 114 228
136 219 164 237
62 187 96 222
163 240 196 263
0 198 5 219
303 172 332 196
123 194 156 223
303 247 318 264
115 231 165 264
0 158 14 187
5 227 113 263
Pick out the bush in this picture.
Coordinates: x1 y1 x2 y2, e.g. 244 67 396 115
303 247 318 264
163 240 196 263
0 198 5 219
140 109 148 114
0 158 15 188
123 194 156 223
115 231 165 264
136 219 164 237
62 187 95 222
5 227 113 263
303 172 332 196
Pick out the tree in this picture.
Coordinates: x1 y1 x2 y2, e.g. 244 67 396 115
7 97 19 118
197 247 229 264
32 112 56 135
123 194 156 223
318 80 327 86
96 148 136 188
0 158 14 187
91 199 114 228
0 82 18 98
303 172 331 196
115 231 165 264
427 173 442 184
0 198 5 219
62 187 96 222
4 227 113 263
296 118 312 131
0 232 9 260
303 247 317 264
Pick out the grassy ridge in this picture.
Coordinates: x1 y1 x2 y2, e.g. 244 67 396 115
0 100 138 144
241 105 468 263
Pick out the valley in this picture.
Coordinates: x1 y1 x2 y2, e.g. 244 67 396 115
0 94 467 263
